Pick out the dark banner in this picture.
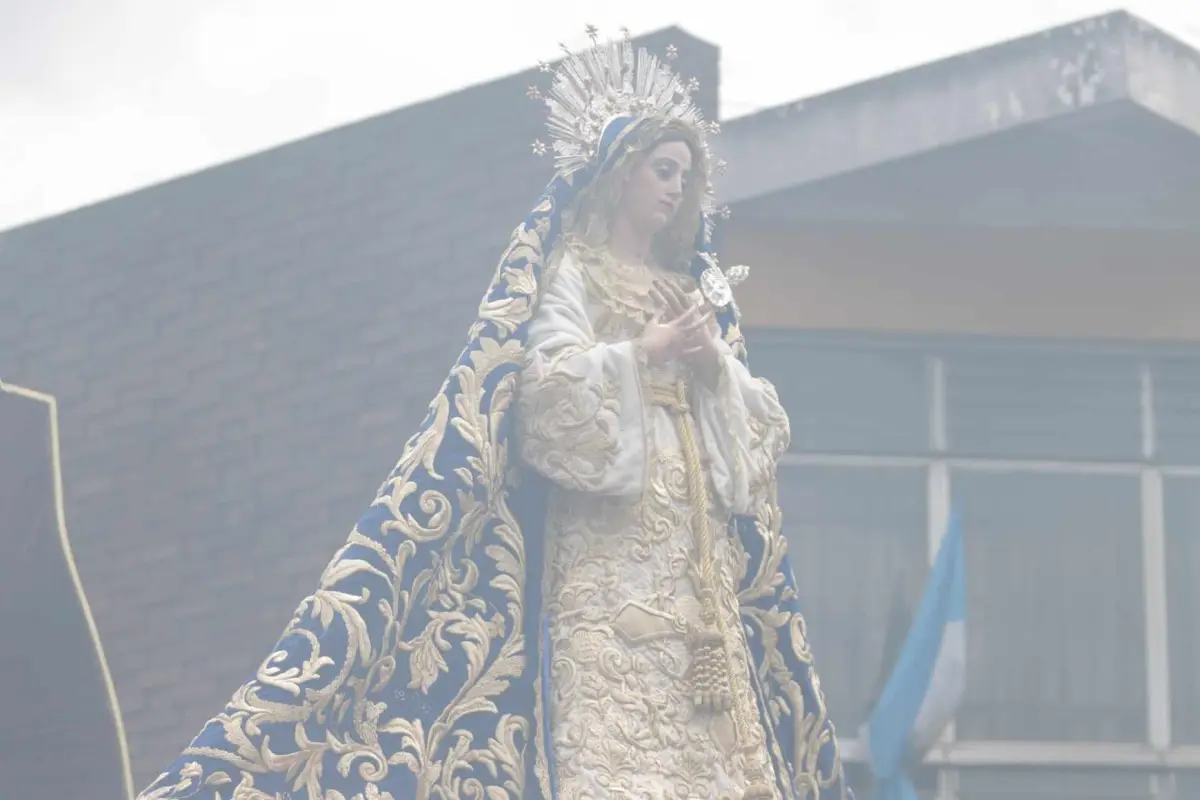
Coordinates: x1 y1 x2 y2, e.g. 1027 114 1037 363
0 384 132 799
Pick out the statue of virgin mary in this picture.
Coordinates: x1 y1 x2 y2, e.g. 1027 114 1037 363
137 30 853 800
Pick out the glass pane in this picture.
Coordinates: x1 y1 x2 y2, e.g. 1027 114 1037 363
777 464 928 733
844 762 938 800
955 471 1147 742
944 350 1141 461
748 336 931 455
1172 770 1200 796
1154 355 1200 465
958 767 1154 800
1163 477 1200 744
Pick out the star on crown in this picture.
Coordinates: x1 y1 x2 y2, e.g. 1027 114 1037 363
528 27 710 185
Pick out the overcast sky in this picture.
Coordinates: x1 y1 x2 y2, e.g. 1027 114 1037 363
2 0 1197 231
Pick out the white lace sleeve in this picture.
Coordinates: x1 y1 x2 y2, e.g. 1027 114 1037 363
692 333 791 516
517 256 648 496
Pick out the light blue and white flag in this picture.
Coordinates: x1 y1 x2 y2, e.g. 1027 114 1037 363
862 511 966 800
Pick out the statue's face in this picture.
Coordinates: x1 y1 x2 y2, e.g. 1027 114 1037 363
618 140 694 235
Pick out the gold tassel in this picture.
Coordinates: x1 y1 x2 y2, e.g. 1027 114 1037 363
741 759 775 799
689 627 734 712
742 782 775 799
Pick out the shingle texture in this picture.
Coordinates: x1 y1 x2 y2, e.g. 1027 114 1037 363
0 389 128 799
0 29 718 787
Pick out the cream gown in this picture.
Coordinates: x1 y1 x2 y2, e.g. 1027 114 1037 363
517 248 793 800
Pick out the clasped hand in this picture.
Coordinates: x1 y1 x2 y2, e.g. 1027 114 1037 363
643 280 722 386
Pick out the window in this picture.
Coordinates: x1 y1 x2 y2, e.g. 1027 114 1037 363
1172 770 1200 797
778 464 928 732
956 767 1156 800
1164 477 1200 745
750 331 1200 800
1151 356 1200 465
751 335 930 456
943 349 1142 461
844 762 939 799
955 471 1146 742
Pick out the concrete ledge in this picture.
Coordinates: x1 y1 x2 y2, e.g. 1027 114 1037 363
718 11 1200 205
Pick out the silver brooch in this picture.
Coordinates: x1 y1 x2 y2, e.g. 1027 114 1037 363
698 254 749 310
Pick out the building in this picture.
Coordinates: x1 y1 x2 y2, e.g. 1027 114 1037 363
719 12 1200 799
1 10 1198 799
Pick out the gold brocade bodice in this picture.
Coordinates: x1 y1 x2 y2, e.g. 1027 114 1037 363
571 245 699 335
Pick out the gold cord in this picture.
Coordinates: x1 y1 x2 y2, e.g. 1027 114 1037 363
649 380 774 799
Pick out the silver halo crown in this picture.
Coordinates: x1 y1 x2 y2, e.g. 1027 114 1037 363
527 27 749 310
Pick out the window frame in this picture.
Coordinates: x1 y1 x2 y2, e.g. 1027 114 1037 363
759 336 1200 799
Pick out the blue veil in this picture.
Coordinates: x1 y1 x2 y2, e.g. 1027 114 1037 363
136 116 852 800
